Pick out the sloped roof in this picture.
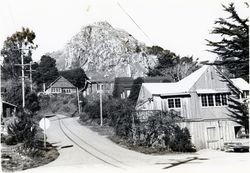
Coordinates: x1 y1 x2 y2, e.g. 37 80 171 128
141 65 209 95
142 83 180 95
48 76 76 88
230 78 249 91
177 65 208 91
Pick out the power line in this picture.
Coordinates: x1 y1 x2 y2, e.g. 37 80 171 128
117 2 154 45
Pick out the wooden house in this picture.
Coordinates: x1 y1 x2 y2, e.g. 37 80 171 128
136 65 249 150
45 76 77 94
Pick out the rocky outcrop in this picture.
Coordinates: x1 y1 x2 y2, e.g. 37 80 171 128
49 21 156 80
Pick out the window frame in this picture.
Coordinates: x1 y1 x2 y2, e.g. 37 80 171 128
167 98 181 109
201 93 228 108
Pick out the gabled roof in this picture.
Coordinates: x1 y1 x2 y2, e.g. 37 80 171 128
177 65 208 91
47 76 76 89
141 65 209 96
230 78 249 92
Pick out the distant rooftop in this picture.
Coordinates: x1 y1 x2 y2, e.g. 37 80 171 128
230 78 249 92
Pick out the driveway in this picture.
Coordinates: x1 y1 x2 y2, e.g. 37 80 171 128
21 115 250 173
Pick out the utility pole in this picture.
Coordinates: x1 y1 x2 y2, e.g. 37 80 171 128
14 48 32 108
0 59 2 117
21 52 25 108
26 62 36 92
99 84 103 126
76 87 81 113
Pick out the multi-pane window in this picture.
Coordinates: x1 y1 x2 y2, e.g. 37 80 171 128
62 89 71 94
201 94 228 107
201 95 208 107
175 99 181 108
221 94 227 105
51 87 60 93
168 98 181 108
208 95 214 106
215 94 221 106
168 99 175 108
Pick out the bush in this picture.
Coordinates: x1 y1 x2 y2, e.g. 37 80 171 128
80 96 196 153
133 111 196 152
38 93 78 115
7 111 37 147
4 135 17 145
25 92 41 114
169 127 196 152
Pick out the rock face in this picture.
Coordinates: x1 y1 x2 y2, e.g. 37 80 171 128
49 21 156 80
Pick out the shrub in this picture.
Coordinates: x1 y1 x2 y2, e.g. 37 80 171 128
25 92 41 114
4 135 17 145
133 111 196 152
170 127 196 152
7 111 37 147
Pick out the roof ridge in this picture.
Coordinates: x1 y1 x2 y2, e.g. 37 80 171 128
177 65 209 91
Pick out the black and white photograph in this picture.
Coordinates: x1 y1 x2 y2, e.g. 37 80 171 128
0 0 249 172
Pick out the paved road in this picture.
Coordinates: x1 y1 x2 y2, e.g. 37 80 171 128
21 115 250 173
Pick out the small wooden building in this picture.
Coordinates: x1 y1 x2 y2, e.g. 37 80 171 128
136 65 249 150
1 101 17 133
45 76 77 94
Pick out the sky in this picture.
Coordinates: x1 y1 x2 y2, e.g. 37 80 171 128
0 0 248 62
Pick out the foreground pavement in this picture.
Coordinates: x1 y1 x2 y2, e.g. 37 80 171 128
20 115 250 173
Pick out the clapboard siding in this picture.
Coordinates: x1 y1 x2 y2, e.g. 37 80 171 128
181 120 238 150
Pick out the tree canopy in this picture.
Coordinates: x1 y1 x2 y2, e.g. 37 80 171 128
207 3 249 131
59 68 88 89
147 46 199 81
206 3 249 81
33 55 59 89
1 27 37 79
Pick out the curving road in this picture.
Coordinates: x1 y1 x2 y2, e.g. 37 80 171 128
21 114 250 173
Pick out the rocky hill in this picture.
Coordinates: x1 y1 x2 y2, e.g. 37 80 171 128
48 21 156 81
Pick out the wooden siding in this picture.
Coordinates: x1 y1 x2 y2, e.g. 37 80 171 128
181 120 238 150
189 66 231 120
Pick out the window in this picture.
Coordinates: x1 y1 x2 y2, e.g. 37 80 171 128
201 95 208 107
121 92 125 99
201 94 228 107
52 88 60 93
97 84 104 90
126 90 131 97
215 94 221 106
168 99 174 108
62 89 71 94
221 94 227 105
208 95 214 106
168 98 181 108
175 99 181 108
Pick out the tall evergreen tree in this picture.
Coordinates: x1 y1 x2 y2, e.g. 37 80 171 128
1 28 37 79
206 3 249 81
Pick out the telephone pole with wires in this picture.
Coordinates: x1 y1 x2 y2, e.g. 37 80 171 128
14 47 34 108
26 61 36 92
